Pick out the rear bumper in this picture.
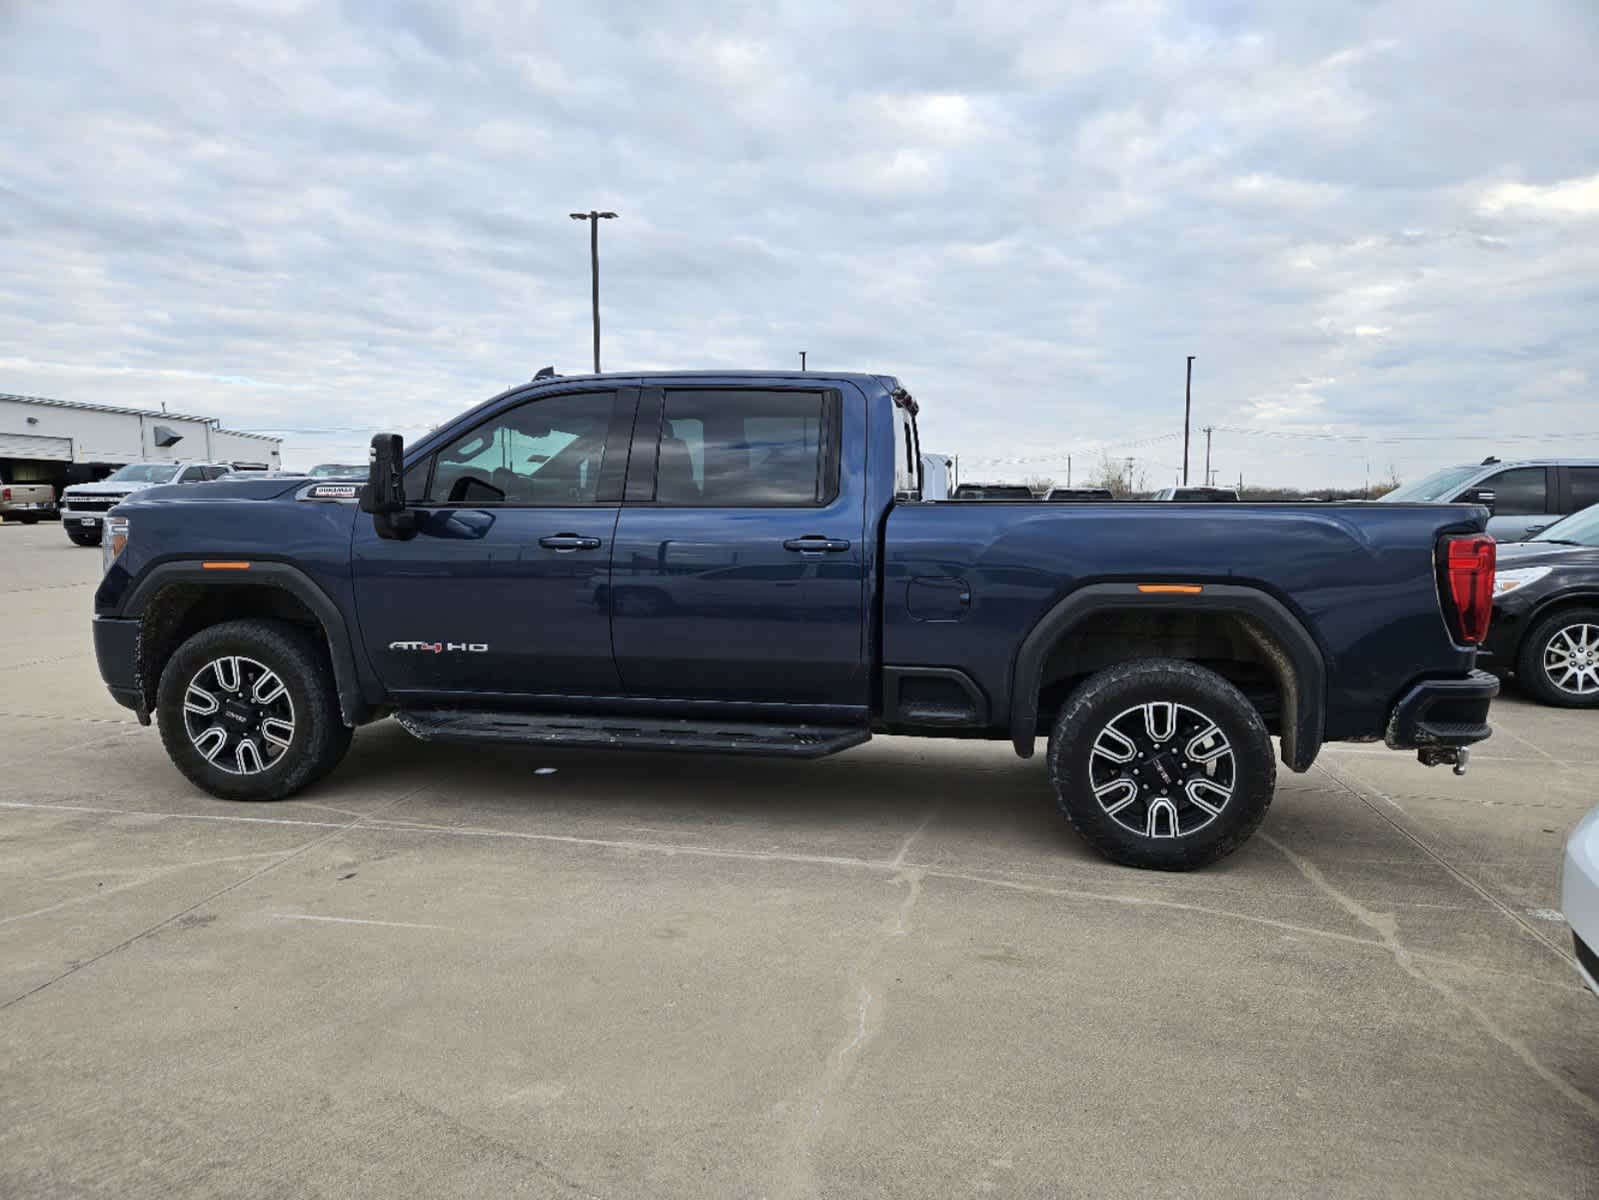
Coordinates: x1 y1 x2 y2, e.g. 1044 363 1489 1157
93 615 143 716
1384 670 1498 750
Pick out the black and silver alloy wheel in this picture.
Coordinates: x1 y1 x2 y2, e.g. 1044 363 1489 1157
1519 607 1599 708
182 655 297 775
157 618 352 801
1048 658 1275 870
1542 621 1599 697
1088 701 1236 840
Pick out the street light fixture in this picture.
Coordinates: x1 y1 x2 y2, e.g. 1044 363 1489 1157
569 210 618 373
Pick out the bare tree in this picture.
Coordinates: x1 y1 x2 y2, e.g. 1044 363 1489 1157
1025 475 1056 497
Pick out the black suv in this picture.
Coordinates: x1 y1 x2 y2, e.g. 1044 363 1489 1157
1483 503 1599 707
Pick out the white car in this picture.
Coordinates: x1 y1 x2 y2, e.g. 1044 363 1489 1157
1562 804 1599 998
59 461 236 547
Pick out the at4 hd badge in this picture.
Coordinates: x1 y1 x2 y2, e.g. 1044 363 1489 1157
389 641 489 654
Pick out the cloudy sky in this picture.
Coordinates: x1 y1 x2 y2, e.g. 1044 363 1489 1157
2 0 1596 485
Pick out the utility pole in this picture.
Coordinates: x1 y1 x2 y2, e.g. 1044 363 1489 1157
1202 425 1213 488
1183 355 1196 485
569 210 618 373
1066 455 1072 487
799 351 807 371
1124 456 1136 495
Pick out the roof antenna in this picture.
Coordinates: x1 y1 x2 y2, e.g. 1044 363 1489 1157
1480 455 1500 466
533 366 557 380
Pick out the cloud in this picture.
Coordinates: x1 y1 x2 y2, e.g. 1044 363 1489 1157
0 0 1595 485
1479 172 1599 217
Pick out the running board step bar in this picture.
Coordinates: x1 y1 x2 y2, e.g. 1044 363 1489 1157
394 709 871 759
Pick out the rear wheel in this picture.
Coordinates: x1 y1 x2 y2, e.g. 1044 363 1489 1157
67 525 101 546
156 619 352 801
1047 659 1275 870
15 513 39 525
1517 608 1599 708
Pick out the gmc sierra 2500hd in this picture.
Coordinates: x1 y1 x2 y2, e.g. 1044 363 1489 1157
90 372 1499 870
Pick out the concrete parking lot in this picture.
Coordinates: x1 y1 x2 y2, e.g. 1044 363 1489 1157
2 519 1596 1199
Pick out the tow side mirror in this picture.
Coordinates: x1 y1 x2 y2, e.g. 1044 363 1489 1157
360 433 417 538
1462 488 1496 513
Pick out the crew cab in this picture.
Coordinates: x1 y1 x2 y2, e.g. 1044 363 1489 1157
61 461 238 546
90 372 1500 870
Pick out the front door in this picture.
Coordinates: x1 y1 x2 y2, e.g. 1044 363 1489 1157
609 385 870 710
352 387 635 700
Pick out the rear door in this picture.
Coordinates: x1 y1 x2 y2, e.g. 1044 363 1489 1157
609 384 870 710
1560 466 1599 520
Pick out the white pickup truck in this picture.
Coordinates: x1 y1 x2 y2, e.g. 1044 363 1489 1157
60 461 238 546
0 477 57 524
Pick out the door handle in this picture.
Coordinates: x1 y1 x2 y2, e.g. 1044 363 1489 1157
783 536 851 555
539 533 603 552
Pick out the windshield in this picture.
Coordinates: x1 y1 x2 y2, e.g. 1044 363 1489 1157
309 464 364 478
1378 464 1481 503
105 463 180 484
1533 503 1599 547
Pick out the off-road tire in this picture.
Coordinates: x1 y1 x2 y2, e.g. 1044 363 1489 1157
1516 607 1599 708
67 525 101 546
1047 658 1276 870
157 618 352 801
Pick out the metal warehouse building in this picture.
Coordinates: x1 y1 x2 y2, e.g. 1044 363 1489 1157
0 392 282 494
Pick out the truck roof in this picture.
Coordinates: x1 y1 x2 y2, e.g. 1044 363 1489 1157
504 370 900 389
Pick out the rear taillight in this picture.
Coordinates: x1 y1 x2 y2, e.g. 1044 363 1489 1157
1 487 10 501
1442 535 1496 644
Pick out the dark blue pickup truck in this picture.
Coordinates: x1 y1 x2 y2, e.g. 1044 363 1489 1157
92 372 1500 869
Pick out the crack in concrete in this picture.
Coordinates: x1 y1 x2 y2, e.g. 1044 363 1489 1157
1264 832 1599 1125
1315 760 1576 965
0 850 289 927
774 807 937 1199
0 784 433 1012
5 797 1586 995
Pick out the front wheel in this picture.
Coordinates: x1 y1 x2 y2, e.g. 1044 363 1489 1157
156 618 352 801
1517 608 1599 708
1047 659 1276 870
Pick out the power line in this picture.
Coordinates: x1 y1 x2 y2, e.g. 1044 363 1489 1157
1211 425 1599 444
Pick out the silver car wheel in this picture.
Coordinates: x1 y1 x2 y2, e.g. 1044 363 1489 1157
1089 701 1237 839
1543 622 1599 696
182 655 296 776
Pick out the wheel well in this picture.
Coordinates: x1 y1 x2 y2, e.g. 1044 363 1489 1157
137 584 331 713
1528 595 1599 638
1035 610 1288 736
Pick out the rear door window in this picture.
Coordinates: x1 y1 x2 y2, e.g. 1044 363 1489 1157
1566 467 1599 514
652 389 835 506
1474 468 1549 515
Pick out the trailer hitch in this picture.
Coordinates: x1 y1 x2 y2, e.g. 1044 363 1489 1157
1417 746 1470 776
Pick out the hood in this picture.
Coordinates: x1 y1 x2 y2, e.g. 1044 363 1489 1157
126 477 308 505
63 480 153 496
1495 541 1599 569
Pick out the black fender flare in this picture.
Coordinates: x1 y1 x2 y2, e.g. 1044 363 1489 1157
1008 582 1326 771
120 561 372 727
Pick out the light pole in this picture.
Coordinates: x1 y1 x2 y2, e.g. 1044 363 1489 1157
569 210 618 373
799 351 807 371
1183 355 1196 485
